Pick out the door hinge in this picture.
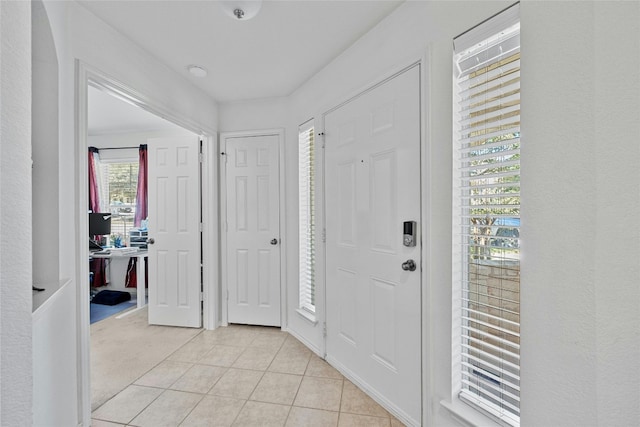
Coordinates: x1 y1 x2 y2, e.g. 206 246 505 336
199 222 203 232
322 228 326 243
322 322 327 338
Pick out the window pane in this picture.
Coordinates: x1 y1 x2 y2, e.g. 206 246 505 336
102 162 138 240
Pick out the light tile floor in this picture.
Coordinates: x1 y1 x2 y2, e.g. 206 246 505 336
92 324 406 427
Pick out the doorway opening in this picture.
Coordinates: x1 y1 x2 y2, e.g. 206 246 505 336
76 63 219 422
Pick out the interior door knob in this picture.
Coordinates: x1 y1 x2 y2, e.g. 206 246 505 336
270 238 278 245
401 259 416 271
147 237 155 245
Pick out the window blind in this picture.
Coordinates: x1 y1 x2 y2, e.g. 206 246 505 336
454 5 520 426
299 121 316 313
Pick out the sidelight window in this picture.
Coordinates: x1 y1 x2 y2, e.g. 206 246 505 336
298 120 316 314
453 3 521 425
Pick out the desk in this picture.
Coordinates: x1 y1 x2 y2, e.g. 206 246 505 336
90 250 148 317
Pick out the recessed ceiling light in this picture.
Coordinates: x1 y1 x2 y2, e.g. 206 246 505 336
187 65 208 78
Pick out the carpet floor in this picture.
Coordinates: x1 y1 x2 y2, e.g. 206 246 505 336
90 300 136 324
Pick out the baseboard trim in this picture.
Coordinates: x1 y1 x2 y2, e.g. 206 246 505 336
325 355 420 427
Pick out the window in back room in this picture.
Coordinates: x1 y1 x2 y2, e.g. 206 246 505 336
100 161 139 238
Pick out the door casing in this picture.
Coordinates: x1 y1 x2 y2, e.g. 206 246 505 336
220 129 287 327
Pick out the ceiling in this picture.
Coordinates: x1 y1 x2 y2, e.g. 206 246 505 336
77 0 404 103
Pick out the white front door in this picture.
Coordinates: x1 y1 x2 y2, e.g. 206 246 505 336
147 136 202 328
324 65 422 425
225 134 281 326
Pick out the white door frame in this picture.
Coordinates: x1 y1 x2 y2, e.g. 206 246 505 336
75 60 219 425
220 129 287 327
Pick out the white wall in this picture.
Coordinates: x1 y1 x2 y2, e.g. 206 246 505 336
520 2 640 426
32 0 60 288
220 1 640 426
33 280 76 427
0 1 33 425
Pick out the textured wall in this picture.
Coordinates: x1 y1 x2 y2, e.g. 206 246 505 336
520 1 640 426
0 0 33 425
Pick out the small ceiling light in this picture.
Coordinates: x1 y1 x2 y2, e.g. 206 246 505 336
220 0 262 21
187 65 208 78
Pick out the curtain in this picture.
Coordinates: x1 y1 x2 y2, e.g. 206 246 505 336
134 144 148 227
89 147 107 287
127 144 148 288
88 147 101 213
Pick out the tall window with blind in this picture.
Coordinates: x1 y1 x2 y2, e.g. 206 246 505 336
298 121 316 314
99 161 139 237
453 4 520 425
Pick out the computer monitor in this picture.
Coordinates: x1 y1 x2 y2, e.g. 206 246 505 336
89 212 112 237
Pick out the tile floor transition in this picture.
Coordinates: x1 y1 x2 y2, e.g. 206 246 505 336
91 323 406 427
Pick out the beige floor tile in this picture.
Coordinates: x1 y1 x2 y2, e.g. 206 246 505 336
285 407 339 427
198 344 245 367
91 419 126 426
180 395 246 427
250 372 303 405
190 329 226 347
90 307 200 411
249 331 287 350
340 381 390 418
209 326 259 346
170 364 228 394
305 356 343 379
281 335 313 354
91 385 163 425
134 360 193 389
209 368 265 399
390 417 406 427
232 346 278 371
337 413 391 427
268 348 312 375
129 389 203 427
166 337 216 363
293 376 343 412
232 401 290 427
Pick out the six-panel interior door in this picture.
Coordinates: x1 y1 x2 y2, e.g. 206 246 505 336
147 136 202 328
225 135 281 326
324 65 422 424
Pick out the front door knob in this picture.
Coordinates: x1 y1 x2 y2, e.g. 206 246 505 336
270 238 278 245
401 259 416 271
147 237 155 245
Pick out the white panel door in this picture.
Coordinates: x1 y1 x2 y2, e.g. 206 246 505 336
225 135 281 326
147 136 201 328
325 66 421 425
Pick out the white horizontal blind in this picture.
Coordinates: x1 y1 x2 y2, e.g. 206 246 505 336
299 121 316 313
454 5 521 426
99 161 139 237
